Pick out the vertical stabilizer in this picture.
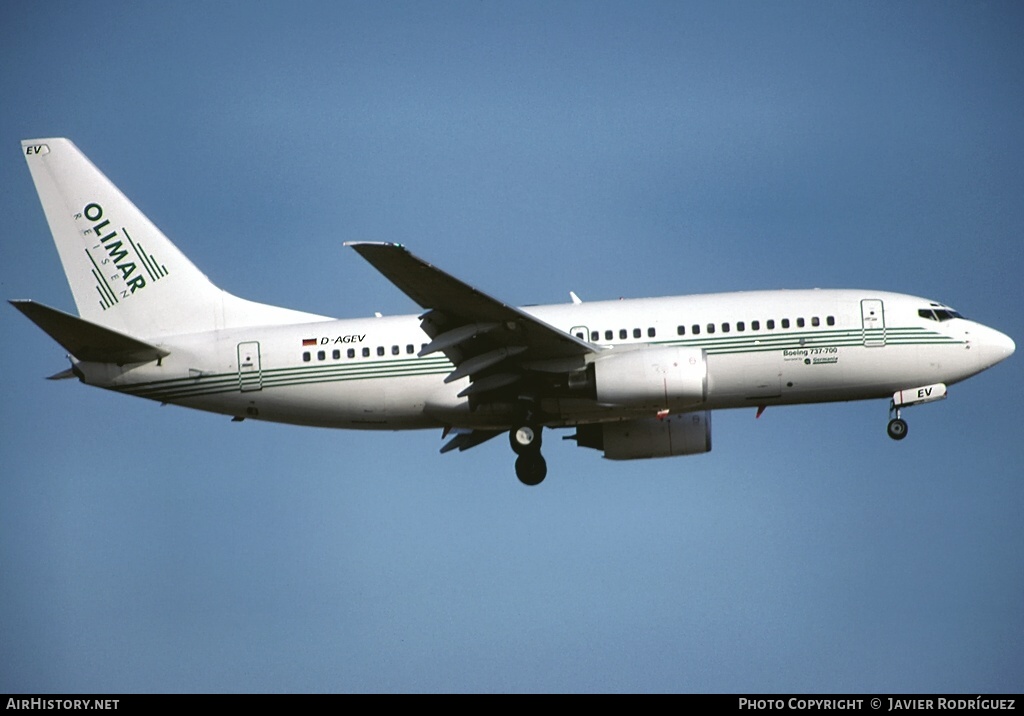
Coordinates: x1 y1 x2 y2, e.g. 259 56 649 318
21 139 327 339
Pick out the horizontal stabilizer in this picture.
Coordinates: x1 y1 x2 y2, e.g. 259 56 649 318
10 300 169 364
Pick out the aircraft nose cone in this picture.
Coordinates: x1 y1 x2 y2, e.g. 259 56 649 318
995 330 1015 360
982 327 1015 367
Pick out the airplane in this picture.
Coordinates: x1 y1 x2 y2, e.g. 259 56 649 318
12 138 1016 485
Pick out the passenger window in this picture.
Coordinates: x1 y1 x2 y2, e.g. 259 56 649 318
391 345 399 355
796 317 805 328
633 328 641 339
648 327 656 338
722 322 730 333
692 324 700 335
781 318 790 329
827 316 835 326
406 345 415 354
737 321 745 332
751 320 760 330
302 352 311 362
767 320 775 330
677 325 686 336
591 331 600 341
812 317 820 327
706 323 715 334
317 350 325 361
619 329 627 340
575 331 584 339
362 347 370 357
377 346 385 357
605 330 613 341
332 349 341 359
348 348 355 359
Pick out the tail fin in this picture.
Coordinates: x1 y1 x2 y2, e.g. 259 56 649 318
21 139 327 339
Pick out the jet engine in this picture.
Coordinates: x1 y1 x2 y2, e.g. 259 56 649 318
574 411 712 460
592 346 707 410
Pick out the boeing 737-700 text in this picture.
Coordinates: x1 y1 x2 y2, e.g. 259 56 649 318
13 139 1015 485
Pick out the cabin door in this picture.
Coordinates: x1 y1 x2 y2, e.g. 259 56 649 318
861 299 886 347
237 342 263 392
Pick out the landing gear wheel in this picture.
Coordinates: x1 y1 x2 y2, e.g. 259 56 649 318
887 418 908 441
515 453 547 486
509 425 542 455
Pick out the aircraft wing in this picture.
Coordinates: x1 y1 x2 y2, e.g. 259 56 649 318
346 243 594 358
346 242 598 412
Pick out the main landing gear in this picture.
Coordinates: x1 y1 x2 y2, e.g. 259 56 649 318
510 424 546 486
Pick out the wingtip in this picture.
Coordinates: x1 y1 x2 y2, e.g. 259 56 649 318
46 367 78 381
344 241 404 247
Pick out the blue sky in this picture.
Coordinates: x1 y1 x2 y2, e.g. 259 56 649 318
1 1 1022 693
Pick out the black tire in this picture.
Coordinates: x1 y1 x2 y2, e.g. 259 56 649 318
887 418 908 441
515 453 547 486
509 425 542 455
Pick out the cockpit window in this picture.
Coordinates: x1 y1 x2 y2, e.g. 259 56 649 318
919 308 964 322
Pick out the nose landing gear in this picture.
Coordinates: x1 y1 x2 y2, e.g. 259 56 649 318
887 415 908 440
886 383 947 441
887 401 908 441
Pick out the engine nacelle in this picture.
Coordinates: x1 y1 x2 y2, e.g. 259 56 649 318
592 346 707 410
575 411 712 460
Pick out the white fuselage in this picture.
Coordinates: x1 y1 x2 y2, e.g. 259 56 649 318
73 288 1013 431
18 138 1016 482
